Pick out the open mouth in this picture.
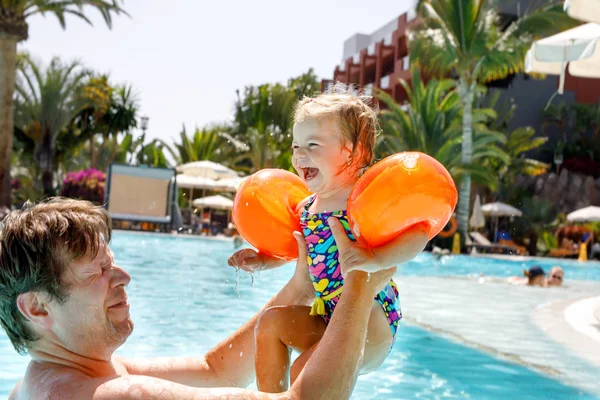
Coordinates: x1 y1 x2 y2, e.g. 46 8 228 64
301 167 319 181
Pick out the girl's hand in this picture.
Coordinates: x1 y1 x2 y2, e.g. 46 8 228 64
328 217 382 276
227 248 267 272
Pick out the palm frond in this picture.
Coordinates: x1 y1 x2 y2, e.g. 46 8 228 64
23 0 129 29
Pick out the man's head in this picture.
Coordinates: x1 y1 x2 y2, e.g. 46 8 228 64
547 266 564 287
0 197 133 359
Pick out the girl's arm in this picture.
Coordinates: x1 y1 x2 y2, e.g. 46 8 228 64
329 219 429 274
371 222 429 269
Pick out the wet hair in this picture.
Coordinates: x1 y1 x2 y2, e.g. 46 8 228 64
523 265 545 284
294 83 380 172
0 197 111 354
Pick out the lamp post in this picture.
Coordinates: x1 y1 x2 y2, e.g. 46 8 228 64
140 116 149 165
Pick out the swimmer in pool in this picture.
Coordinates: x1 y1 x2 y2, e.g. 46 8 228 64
228 87 429 392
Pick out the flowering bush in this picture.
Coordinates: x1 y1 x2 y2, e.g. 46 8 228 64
60 168 106 204
563 157 600 178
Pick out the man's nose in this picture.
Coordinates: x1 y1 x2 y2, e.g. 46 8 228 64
109 265 131 288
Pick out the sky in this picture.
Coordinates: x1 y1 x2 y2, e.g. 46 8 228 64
20 0 415 145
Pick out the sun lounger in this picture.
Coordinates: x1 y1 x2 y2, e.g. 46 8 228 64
466 232 521 255
104 164 178 230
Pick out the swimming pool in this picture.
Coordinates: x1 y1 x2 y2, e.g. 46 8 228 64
0 232 598 399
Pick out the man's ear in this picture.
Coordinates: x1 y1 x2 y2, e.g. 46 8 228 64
16 292 53 329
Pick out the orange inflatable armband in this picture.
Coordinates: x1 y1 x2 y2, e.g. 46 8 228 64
232 169 311 261
347 152 457 248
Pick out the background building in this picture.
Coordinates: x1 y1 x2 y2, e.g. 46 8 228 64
322 2 600 162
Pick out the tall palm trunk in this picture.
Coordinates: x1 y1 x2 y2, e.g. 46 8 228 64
0 34 19 207
35 130 55 196
89 136 95 168
457 78 474 237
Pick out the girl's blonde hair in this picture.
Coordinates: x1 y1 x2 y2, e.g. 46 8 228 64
294 83 380 170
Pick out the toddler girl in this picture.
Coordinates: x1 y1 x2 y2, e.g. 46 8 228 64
228 87 429 392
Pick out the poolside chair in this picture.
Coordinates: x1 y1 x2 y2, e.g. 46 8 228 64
497 231 528 256
104 164 179 231
466 232 520 255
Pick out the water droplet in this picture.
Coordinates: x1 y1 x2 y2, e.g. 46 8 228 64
239 351 243 357
245 202 249 207
235 267 241 297
229 343 233 349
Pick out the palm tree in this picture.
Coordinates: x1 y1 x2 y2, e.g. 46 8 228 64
482 91 550 201
0 0 127 206
74 74 113 168
92 83 139 168
409 0 578 236
230 69 320 172
377 67 507 191
233 83 297 171
13 55 90 195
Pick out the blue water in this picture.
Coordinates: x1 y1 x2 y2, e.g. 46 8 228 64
402 252 600 282
0 232 598 399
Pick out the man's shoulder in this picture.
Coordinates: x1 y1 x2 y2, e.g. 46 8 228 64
11 362 88 400
8 378 22 400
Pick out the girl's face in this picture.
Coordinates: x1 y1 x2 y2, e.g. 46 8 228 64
292 117 358 196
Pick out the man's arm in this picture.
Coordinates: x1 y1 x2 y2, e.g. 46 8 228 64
122 233 314 388
63 271 389 400
287 269 390 400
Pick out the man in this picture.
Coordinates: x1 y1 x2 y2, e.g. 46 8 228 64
0 198 395 399
546 266 564 287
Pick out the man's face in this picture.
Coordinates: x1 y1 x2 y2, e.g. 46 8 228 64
547 267 564 287
47 243 133 359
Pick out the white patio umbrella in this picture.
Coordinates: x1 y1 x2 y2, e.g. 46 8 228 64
213 176 248 192
175 174 218 190
176 160 239 180
567 205 600 222
176 174 219 210
565 0 600 24
192 195 234 210
470 194 486 230
481 202 523 217
525 23 600 103
482 202 523 242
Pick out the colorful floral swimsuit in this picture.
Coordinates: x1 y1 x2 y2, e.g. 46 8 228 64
300 195 402 342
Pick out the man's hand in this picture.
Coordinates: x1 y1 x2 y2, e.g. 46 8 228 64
328 217 382 276
289 231 315 302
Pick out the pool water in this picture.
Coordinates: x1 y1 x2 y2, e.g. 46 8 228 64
402 252 600 281
0 232 598 399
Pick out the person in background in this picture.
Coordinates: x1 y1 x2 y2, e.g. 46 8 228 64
546 266 564 287
507 265 546 286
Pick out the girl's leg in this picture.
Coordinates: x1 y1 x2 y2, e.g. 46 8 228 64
289 300 393 385
254 305 326 393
